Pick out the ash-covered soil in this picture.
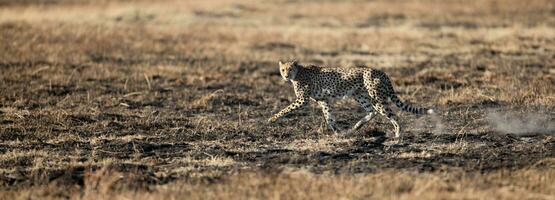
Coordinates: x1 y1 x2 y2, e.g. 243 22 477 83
0 0 554 195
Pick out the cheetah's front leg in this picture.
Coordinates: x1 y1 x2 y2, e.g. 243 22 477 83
268 98 308 122
317 101 342 133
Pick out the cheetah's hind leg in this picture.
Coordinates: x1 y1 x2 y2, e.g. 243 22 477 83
349 94 376 133
373 102 402 139
351 112 376 132
317 101 342 133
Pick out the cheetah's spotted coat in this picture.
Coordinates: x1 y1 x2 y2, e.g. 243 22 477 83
268 61 434 138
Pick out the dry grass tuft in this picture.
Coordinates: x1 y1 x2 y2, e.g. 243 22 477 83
0 0 554 199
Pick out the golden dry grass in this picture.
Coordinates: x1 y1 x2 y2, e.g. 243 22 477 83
0 0 554 199
3 165 555 200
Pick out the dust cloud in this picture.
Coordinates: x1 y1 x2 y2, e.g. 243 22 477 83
486 111 555 136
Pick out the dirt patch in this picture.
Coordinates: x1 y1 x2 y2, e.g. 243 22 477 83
0 0 554 198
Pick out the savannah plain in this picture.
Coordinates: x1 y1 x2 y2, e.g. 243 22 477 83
0 0 554 199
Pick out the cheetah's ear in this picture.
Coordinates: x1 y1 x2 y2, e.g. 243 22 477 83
278 61 283 65
292 60 298 66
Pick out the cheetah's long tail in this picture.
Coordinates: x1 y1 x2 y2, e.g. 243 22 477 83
389 95 434 115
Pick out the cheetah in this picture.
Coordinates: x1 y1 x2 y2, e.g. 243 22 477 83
268 60 434 138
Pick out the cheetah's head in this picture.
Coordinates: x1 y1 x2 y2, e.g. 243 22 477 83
278 60 299 81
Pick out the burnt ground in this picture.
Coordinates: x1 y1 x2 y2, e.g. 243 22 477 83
0 0 554 198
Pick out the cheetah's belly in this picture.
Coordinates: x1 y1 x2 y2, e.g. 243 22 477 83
321 88 333 96
342 87 357 99
317 85 356 99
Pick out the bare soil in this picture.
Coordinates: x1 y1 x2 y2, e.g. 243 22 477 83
0 0 554 199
